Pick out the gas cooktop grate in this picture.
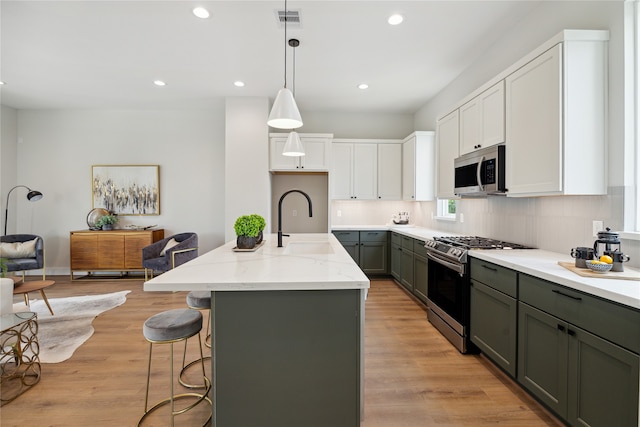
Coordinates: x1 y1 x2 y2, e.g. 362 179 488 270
433 236 534 250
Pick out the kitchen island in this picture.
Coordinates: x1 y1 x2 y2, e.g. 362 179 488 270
144 233 370 427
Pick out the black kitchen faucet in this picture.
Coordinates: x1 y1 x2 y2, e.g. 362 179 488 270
277 189 313 247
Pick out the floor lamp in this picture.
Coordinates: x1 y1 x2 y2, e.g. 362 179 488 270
4 185 43 236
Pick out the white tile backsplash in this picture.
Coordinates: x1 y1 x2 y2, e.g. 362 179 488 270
330 187 639 268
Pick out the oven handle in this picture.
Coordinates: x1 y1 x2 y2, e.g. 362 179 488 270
426 251 465 276
476 155 485 192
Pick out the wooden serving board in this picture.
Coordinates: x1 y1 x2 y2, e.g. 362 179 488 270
558 261 640 280
232 240 266 252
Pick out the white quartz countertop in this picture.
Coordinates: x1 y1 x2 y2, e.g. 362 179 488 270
469 249 640 310
144 233 370 292
332 224 451 241
332 225 640 310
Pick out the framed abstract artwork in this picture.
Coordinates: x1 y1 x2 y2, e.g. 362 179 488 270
91 165 160 215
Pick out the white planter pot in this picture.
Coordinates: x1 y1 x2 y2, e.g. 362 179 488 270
0 277 14 314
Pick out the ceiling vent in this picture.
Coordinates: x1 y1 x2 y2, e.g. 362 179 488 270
276 9 302 28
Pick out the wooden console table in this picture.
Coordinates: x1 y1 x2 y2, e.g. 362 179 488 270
70 229 164 281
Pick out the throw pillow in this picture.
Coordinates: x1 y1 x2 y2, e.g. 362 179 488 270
0 238 38 259
160 238 179 256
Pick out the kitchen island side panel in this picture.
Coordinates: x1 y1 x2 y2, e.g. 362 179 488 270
212 289 362 427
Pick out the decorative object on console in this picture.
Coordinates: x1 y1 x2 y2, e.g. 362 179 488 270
86 207 110 230
267 0 303 130
3 185 43 236
142 232 198 280
91 165 159 215
94 214 119 231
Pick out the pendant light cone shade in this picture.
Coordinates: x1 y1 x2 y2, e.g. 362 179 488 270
282 131 305 156
268 88 303 129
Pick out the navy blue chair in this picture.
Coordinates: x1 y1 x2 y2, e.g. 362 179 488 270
0 234 45 281
142 233 198 280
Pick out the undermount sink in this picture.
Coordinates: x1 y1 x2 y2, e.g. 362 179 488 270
283 241 335 255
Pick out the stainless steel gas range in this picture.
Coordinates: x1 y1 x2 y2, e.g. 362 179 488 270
424 236 533 353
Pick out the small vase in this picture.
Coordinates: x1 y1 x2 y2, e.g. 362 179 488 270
102 224 113 231
237 236 257 249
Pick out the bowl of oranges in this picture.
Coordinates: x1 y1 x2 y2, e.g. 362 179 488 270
585 255 613 273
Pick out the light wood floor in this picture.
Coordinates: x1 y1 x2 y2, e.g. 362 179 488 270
1 276 562 426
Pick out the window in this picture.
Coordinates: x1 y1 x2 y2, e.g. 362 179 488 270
436 198 456 220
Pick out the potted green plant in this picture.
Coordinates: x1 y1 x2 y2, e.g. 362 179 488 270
250 214 266 244
95 214 119 231
234 215 262 249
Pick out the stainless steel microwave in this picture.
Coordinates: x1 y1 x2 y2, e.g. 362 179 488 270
454 145 506 197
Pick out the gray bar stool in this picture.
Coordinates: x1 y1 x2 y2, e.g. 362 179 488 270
180 291 212 389
139 308 211 427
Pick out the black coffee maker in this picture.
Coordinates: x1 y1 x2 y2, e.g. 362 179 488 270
593 227 621 259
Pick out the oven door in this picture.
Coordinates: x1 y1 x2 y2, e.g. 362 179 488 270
426 252 468 327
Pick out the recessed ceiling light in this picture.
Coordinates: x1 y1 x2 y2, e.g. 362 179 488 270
358 83 369 90
234 81 245 87
153 80 166 87
193 7 210 19
388 14 403 25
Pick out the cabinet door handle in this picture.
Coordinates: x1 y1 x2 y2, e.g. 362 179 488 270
557 324 565 332
481 264 498 272
567 329 576 336
552 289 582 301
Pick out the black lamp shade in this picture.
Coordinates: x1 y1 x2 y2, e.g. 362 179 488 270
27 190 43 201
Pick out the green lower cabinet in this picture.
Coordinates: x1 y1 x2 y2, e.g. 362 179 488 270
413 254 428 304
470 280 517 377
518 302 639 426
359 241 387 274
341 241 360 264
400 248 414 292
390 243 401 280
333 230 388 275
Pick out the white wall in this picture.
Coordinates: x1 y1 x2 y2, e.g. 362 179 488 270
1 106 19 234
299 111 414 139
8 108 226 274
225 97 271 241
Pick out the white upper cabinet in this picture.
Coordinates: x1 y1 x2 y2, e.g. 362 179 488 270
331 141 378 200
377 144 402 200
505 35 607 197
436 112 459 199
403 131 436 201
331 140 403 200
353 144 378 200
270 133 332 171
331 143 354 199
435 29 608 198
459 81 505 155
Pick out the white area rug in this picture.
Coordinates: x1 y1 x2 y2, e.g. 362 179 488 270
12 290 130 363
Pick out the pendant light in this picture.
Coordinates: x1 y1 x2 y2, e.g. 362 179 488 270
267 0 303 130
282 38 305 157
